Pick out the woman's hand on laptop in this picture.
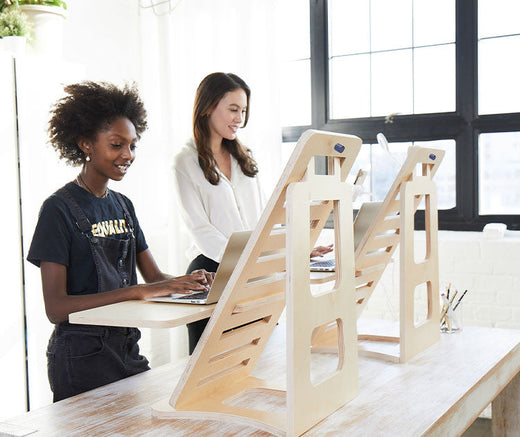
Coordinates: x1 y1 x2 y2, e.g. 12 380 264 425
310 244 333 259
137 270 214 299
190 269 215 289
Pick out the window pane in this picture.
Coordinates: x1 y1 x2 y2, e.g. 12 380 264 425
479 132 520 214
360 140 455 210
371 0 412 51
329 54 370 119
371 50 413 116
414 0 455 46
414 140 456 210
371 141 410 200
328 0 369 56
350 145 372 209
479 0 520 39
414 44 455 113
479 36 520 114
280 60 311 126
328 1 455 119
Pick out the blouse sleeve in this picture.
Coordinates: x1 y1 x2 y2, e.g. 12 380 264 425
173 159 229 263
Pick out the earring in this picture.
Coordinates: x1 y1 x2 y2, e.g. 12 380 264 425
86 155 91 162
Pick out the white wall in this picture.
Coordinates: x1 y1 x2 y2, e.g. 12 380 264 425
62 0 141 83
0 53 27 422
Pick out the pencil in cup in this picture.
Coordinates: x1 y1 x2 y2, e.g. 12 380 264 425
440 288 466 333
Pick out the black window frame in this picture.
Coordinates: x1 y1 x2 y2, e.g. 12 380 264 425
282 0 520 231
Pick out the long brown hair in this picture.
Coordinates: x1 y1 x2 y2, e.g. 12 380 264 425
193 72 258 185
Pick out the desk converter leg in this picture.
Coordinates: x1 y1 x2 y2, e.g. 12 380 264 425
492 371 520 435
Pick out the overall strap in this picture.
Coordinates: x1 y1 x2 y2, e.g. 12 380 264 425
55 186 92 234
112 191 135 233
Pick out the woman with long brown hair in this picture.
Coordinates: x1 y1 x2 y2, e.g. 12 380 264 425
173 72 332 353
173 72 265 353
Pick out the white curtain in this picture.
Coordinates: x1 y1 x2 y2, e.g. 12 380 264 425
127 0 283 362
136 0 283 275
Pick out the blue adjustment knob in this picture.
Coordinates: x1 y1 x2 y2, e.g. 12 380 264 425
334 143 345 153
429 153 436 160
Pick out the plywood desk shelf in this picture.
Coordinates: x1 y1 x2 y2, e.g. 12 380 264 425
68 272 331 327
69 300 216 329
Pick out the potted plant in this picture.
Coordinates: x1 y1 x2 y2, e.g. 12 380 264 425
1 0 67 56
0 5 30 56
0 1 66 12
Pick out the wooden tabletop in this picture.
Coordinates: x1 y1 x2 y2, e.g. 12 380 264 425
4 322 520 436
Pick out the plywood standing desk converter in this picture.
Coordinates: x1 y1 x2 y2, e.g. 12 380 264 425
72 129 364 436
68 130 450 435
3 322 520 436
311 144 445 363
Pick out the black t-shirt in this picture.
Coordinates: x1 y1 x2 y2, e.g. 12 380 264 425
27 182 148 295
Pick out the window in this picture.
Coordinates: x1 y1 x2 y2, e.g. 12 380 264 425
352 139 456 210
479 132 520 214
478 0 520 114
281 0 520 231
328 0 455 118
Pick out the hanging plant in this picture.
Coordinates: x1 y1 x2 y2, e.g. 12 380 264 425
0 6 30 37
0 1 67 12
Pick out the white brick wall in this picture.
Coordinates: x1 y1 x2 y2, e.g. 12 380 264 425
359 230 520 330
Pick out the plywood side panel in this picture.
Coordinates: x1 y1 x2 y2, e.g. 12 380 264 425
152 130 362 435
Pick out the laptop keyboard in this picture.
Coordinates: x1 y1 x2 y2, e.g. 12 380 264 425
311 259 335 268
175 291 209 300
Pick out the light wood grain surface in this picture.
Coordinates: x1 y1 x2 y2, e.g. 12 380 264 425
4 322 520 436
69 300 216 329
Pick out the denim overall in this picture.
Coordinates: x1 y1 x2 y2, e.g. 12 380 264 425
46 187 149 402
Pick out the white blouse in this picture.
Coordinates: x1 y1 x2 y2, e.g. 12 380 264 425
172 140 265 263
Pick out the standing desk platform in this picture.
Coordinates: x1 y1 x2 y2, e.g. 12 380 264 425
69 300 216 328
68 272 330 328
4 322 520 436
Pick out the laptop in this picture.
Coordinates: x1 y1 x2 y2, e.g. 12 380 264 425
309 255 336 272
309 201 382 272
147 230 251 304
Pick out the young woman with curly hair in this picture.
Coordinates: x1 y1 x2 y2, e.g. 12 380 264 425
28 81 213 402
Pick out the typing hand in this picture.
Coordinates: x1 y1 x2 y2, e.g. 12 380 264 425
190 269 215 288
310 244 333 259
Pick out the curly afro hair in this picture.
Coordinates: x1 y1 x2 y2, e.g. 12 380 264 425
48 81 148 166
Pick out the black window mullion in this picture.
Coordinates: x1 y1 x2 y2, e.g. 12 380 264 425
474 112 520 133
310 0 329 175
323 113 463 144
310 0 328 130
456 0 479 226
